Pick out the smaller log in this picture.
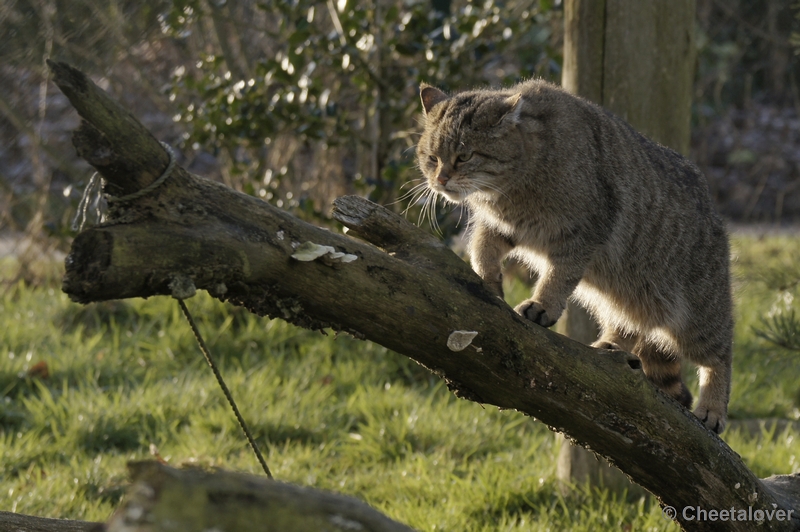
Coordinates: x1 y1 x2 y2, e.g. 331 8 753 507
0 512 102 532
105 461 414 532
763 473 800 520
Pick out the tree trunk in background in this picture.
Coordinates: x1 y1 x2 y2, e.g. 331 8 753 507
600 1 696 155
563 0 695 152
558 0 696 495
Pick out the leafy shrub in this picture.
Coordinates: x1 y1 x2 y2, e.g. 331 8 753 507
164 0 561 233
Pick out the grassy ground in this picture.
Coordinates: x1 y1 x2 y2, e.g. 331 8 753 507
1 234 799 531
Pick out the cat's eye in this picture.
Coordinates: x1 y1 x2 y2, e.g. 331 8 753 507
428 155 438 166
456 153 473 163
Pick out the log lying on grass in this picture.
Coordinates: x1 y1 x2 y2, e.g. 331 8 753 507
0 512 101 532
105 461 414 532
44 60 800 532
0 461 413 532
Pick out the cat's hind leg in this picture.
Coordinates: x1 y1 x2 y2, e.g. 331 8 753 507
633 340 693 410
692 353 731 434
680 333 731 434
591 327 639 352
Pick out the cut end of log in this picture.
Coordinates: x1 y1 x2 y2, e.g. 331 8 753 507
63 229 114 304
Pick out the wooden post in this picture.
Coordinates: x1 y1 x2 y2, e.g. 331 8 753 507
558 0 696 496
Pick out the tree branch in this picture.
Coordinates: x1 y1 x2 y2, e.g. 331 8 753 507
48 61 800 532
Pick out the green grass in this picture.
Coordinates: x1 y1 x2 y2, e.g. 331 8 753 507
726 236 800 420
1 234 799 530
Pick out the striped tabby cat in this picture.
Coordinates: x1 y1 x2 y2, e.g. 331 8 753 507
416 80 733 433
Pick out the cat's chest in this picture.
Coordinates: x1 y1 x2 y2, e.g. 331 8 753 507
472 204 532 241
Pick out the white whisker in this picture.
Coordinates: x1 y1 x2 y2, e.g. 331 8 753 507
429 191 443 236
401 186 431 215
391 181 428 207
417 190 431 227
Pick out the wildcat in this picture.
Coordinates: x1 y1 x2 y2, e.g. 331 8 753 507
416 80 733 433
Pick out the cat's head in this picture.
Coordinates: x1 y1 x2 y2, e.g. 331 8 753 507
417 84 523 204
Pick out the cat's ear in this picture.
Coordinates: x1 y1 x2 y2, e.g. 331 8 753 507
420 84 448 115
494 93 523 126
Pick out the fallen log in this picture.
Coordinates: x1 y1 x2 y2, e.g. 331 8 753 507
0 461 414 532
105 461 414 532
43 60 800 531
0 512 101 532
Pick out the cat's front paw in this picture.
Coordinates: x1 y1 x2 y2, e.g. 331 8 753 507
693 404 726 434
514 300 558 328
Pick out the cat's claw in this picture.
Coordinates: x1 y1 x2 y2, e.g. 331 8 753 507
693 405 726 434
591 340 622 350
514 300 557 328
486 280 504 298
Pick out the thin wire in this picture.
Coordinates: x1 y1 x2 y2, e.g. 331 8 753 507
71 141 177 231
71 172 104 232
108 142 177 203
177 299 273 478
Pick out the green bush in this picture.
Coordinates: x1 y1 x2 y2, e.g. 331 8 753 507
165 0 561 232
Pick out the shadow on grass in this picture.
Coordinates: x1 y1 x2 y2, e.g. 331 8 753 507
57 300 137 333
469 479 564 522
79 480 127 507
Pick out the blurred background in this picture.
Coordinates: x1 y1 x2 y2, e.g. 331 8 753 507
0 0 798 277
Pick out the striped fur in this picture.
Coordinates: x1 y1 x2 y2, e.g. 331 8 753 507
417 80 733 433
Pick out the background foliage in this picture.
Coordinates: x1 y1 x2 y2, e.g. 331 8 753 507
161 0 561 234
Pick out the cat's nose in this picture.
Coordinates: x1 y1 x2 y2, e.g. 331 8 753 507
437 171 450 186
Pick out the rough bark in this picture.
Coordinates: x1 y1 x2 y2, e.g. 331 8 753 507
42 60 800 532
